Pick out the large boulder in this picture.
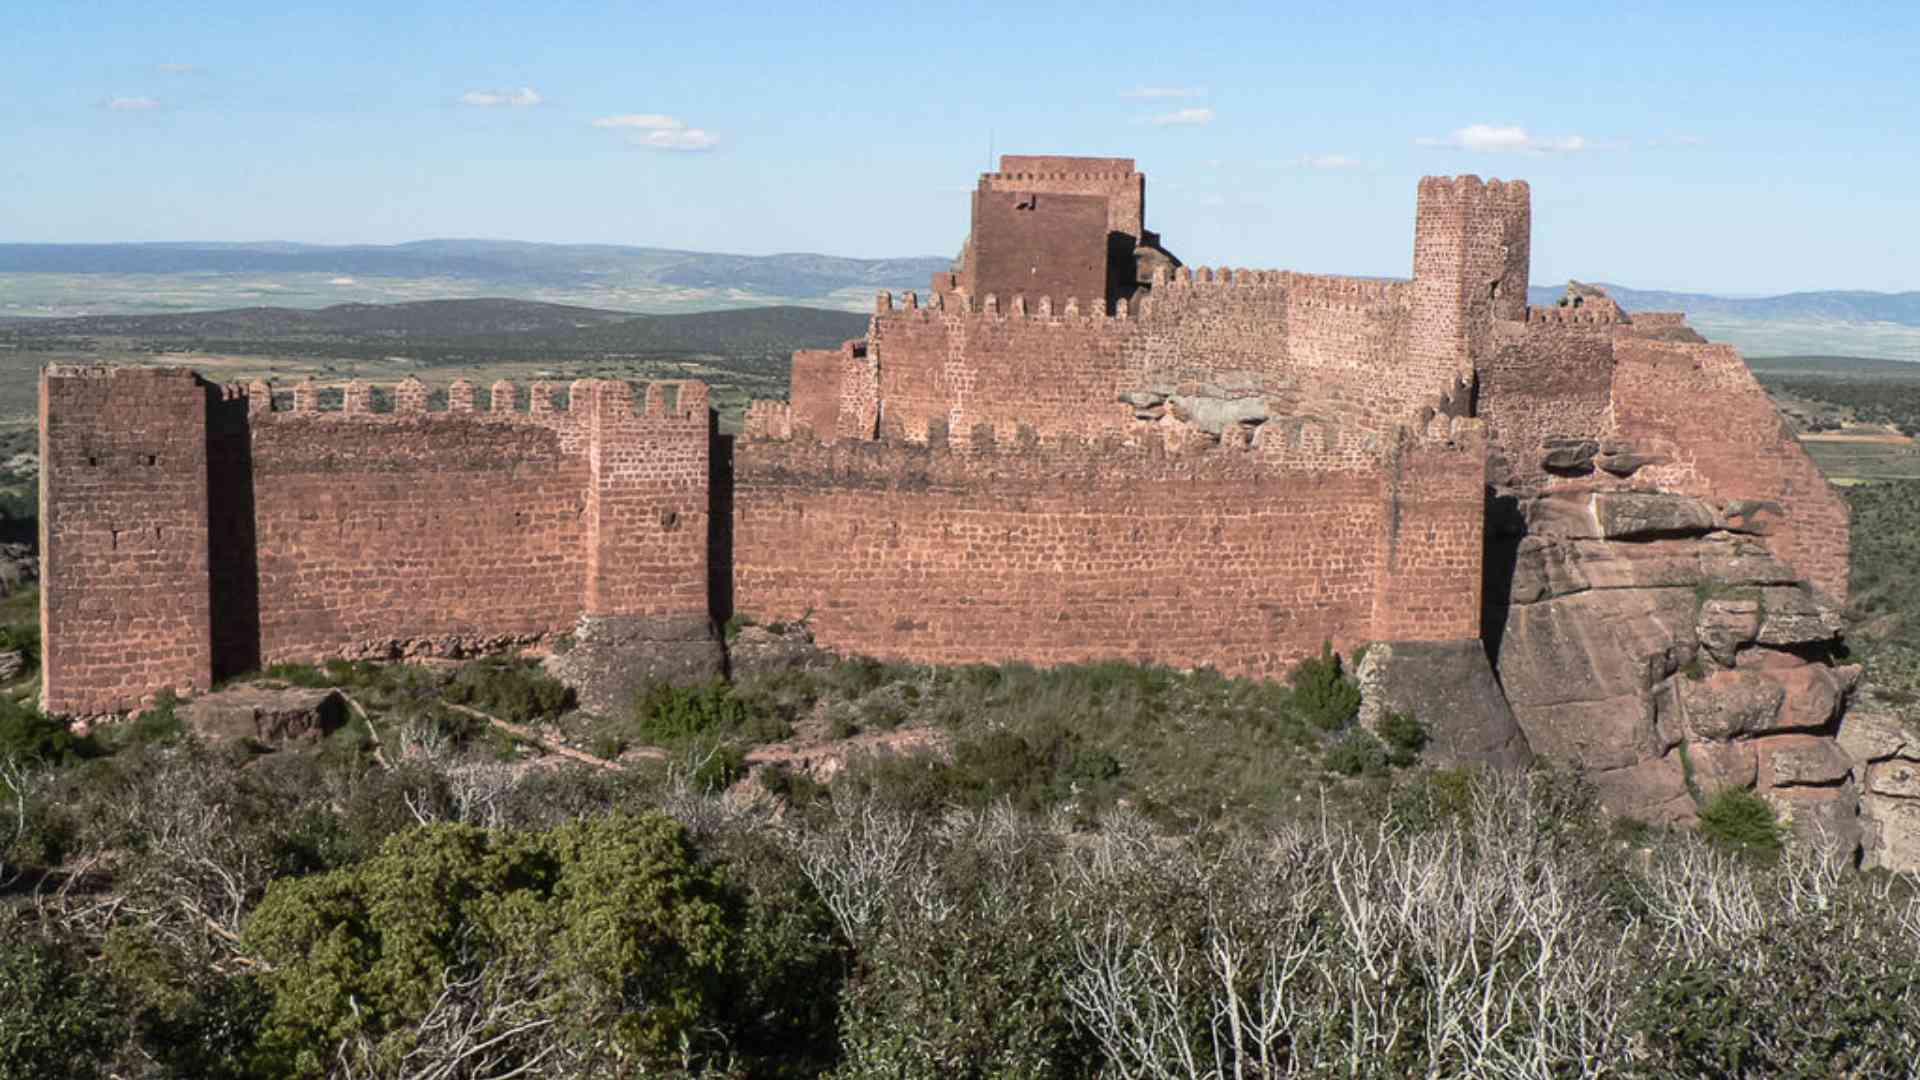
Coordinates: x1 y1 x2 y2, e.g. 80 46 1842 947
1352 640 1530 769
184 685 346 744
1494 497 1862 841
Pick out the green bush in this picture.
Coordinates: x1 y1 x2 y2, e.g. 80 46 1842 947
631 678 747 745
0 697 93 765
1376 709 1428 766
244 813 736 1077
1698 786 1783 856
1289 641 1361 731
444 659 572 723
0 910 115 1080
1324 728 1389 776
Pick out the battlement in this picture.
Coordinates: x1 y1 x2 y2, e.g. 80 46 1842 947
875 289 1136 322
254 375 709 424
1523 304 1625 327
1416 174 1532 207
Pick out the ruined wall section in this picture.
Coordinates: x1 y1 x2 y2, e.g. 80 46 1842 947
40 367 213 714
1410 177 1531 385
1372 418 1488 641
583 381 711 622
732 430 1393 679
1478 320 1618 486
1609 338 1851 601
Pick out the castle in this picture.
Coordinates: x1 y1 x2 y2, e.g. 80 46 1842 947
39 155 1849 726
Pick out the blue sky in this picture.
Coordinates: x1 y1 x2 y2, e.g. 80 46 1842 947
4 1 1915 294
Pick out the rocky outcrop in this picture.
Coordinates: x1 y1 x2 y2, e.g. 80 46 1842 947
1354 640 1530 768
544 613 725 717
1493 490 1863 851
727 622 833 681
1837 705 1920 872
184 685 346 745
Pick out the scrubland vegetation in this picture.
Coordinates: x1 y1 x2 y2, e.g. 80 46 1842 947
4 614 1918 1078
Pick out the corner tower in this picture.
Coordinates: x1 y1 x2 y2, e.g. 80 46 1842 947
1410 176 1531 377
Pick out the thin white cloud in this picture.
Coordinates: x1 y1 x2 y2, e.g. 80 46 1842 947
1146 107 1215 127
592 113 720 151
460 87 543 107
590 113 683 130
1301 153 1361 169
1123 86 1205 99
1415 124 1606 153
106 96 161 111
637 127 719 152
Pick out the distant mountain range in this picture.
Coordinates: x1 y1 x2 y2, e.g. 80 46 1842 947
0 240 953 301
0 241 1913 361
1525 284 1920 328
0 298 869 366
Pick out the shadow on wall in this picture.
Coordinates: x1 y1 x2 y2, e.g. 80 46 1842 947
1479 491 1524 669
206 389 260 680
709 432 735 638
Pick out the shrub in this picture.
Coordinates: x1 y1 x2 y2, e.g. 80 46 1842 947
444 659 572 724
1324 728 1389 776
1376 709 1428 766
1698 786 1783 856
0 911 115 1080
631 678 747 745
0 697 92 765
244 813 737 1076
1289 641 1361 731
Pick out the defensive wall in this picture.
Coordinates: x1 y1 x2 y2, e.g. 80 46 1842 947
730 411 1484 679
37 160 1850 715
1474 313 1852 601
41 367 711 714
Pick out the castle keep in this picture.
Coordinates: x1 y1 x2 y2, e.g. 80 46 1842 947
41 156 1851 737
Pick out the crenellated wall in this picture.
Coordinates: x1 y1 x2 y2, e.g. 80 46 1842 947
40 367 712 714
731 415 1486 678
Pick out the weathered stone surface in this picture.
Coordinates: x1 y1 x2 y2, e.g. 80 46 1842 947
1863 798 1920 873
545 613 724 717
1766 782 1864 853
1522 493 1601 540
1595 450 1667 476
1541 437 1598 472
1754 587 1843 645
1719 499 1786 536
0 650 23 682
1118 390 1166 408
1695 598 1761 667
1771 663 1850 732
1867 759 1920 800
184 685 345 744
1592 492 1717 539
727 623 832 682
1759 734 1853 787
1838 709 1918 764
1589 753 1695 823
1678 669 1784 739
1168 394 1268 433
1686 739 1757 792
1353 640 1531 768
1696 538 1801 588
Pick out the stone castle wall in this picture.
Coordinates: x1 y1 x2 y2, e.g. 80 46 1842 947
730 420 1484 679
40 369 711 714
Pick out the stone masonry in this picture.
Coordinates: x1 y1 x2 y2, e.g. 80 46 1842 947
40 155 1863 846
